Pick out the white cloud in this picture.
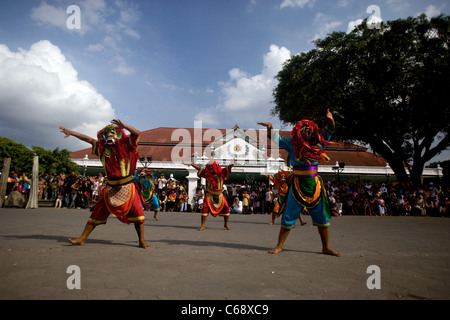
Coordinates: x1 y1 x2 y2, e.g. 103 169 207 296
347 18 363 33
30 2 68 30
194 109 221 127
31 0 141 76
85 43 105 52
112 55 135 75
310 12 343 41
424 5 444 18
337 0 353 7
195 45 290 128
280 0 316 9
0 40 115 151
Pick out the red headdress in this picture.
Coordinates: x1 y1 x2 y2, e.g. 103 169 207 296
291 120 331 164
203 161 225 189
275 170 290 185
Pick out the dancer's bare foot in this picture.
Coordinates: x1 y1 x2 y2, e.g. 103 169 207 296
268 247 283 254
139 240 150 249
68 237 86 246
322 248 341 257
224 224 231 230
198 227 205 231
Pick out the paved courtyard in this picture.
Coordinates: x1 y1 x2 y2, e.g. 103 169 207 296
0 207 449 301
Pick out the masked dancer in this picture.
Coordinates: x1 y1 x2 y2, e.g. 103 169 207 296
258 109 340 256
59 119 150 248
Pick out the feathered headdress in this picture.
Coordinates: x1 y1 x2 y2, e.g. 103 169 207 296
275 170 290 185
291 120 331 164
203 161 225 189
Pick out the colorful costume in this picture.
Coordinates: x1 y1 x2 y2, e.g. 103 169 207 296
135 170 160 212
198 161 231 217
268 171 291 217
87 125 144 226
273 120 334 229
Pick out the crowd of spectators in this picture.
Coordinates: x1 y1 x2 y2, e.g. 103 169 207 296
222 179 450 218
5 170 191 211
4 169 450 217
325 180 450 217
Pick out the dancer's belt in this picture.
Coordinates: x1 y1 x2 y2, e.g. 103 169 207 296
107 174 133 186
292 166 318 178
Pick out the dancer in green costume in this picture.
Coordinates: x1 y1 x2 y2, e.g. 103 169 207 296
258 109 340 256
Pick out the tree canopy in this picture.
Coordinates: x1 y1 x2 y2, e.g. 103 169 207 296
272 14 450 185
0 137 78 176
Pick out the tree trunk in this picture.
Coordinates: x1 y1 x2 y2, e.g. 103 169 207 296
368 139 410 184
410 160 425 187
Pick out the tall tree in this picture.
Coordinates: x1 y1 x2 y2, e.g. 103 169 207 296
272 14 450 185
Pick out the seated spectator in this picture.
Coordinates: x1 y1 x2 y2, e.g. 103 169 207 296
230 196 242 214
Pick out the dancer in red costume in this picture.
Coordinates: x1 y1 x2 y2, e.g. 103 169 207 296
186 161 233 231
59 119 150 249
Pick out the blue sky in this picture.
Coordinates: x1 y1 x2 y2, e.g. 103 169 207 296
0 0 449 163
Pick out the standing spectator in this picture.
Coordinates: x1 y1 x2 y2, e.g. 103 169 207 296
69 177 81 209
362 196 372 216
92 177 99 201
345 196 354 215
51 175 58 200
265 186 273 215
252 190 261 213
38 176 46 200
242 190 250 214
179 190 188 212
58 172 65 190
65 171 78 208
157 174 167 196
429 182 438 199
81 178 92 209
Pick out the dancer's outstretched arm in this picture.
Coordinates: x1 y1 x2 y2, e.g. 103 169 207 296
257 122 273 139
325 109 335 129
59 126 93 145
185 163 201 171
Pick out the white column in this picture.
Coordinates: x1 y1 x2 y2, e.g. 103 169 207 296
186 167 199 208
26 156 39 209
